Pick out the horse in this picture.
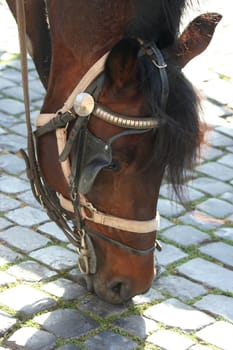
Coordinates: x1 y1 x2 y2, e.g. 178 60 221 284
7 0 221 304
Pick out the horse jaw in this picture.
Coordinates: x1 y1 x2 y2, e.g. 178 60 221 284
174 13 222 68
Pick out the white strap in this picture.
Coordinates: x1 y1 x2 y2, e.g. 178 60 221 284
36 51 109 128
59 193 159 233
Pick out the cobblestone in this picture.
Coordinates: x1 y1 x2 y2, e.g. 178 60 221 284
0 285 56 316
194 294 233 322
161 225 210 246
144 298 214 330
7 261 56 282
154 275 207 301
196 321 233 350
86 332 136 350
0 1 233 349
29 246 78 270
7 327 56 350
0 226 51 252
199 242 233 267
34 309 98 339
0 311 17 336
177 258 233 293
147 330 195 350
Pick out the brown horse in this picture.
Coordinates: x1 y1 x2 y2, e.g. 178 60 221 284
7 0 221 304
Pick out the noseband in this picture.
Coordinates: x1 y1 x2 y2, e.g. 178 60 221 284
32 41 168 274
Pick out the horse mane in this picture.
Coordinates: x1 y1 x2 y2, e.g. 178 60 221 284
128 0 201 201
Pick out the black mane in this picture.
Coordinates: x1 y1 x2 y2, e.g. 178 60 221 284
130 0 201 200
129 0 189 48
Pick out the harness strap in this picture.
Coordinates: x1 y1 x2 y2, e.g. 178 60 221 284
59 193 160 234
86 227 157 256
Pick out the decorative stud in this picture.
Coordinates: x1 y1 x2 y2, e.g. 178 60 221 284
73 93 95 117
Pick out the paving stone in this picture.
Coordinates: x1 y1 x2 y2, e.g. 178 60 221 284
3 85 24 100
7 260 56 282
0 285 56 315
200 144 223 160
221 191 233 204
189 177 232 196
179 210 224 230
0 271 16 286
196 198 233 218
7 327 56 350
147 329 195 350
218 153 233 168
114 315 158 338
154 275 207 301
144 298 214 330
0 153 25 174
17 190 42 209
188 345 212 350
0 174 29 193
38 221 69 242
0 134 27 152
0 77 15 89
6 206 49 226
161 225 210 246
207 130 233 147
201 79 233 105
56 345 81 350
177 258 233 293
30 245 78 270
217 124 233 138
79 294 127 318
196 162 233 181
202 100 231 122
0 98 25 114
194 294 233 322
0 126 6 135
159 184 204 203
0 217 11 230
196 321 233 350
0 193 20 211
214 227 233 241
84 330 137 350
41 278 87 300
159 216 174 230
11 122 27 137
0 244 22 267
131 287 163 305
0 226 51 252
34 309 98 339
199 242 233 267
0 311 17 336
157 199 185 217
156 242 187 266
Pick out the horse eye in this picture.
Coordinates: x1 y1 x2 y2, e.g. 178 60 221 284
107 159 120 172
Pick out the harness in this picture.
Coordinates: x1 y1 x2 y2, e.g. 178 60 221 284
16 0 168 276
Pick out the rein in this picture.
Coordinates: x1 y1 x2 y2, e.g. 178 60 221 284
17 0 166 276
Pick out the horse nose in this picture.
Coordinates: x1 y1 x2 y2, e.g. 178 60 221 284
108 278 132 302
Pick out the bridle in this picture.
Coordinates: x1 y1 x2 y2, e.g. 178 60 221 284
16 1 168 276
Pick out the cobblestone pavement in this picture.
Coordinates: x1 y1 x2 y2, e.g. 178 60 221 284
0 1 233 349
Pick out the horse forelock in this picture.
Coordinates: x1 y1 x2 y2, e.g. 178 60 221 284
129 0 195 47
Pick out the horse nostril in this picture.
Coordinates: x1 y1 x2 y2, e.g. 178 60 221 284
109 280 132 301
111 282 123 295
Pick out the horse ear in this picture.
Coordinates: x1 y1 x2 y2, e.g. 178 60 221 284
105 39 141 89
174 13 222 68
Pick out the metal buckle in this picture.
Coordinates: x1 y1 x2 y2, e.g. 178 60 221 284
77 230 89 274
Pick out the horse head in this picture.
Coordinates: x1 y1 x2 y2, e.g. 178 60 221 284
10 0 221 304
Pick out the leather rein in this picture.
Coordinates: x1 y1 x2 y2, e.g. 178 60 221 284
16 0 168 275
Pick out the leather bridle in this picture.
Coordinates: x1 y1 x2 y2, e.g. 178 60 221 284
16 0 168 275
